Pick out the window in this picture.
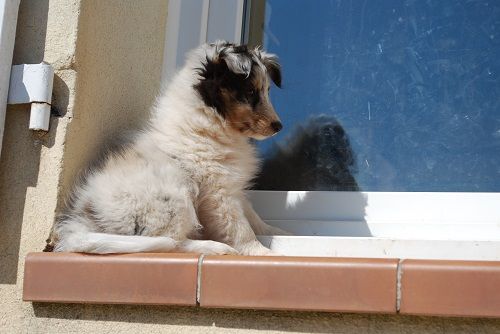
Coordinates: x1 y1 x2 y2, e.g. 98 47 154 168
249 0 500 193
163 0 500 261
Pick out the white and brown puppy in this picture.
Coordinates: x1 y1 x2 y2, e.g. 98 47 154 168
48 41 289 256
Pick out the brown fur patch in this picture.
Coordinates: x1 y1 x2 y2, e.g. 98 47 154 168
222 89 280 138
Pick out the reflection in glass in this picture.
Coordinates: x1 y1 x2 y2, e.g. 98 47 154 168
255 115 359 191
248 0 500 192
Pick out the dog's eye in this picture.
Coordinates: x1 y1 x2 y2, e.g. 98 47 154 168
246 88 260 107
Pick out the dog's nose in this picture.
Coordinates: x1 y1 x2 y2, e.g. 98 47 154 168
271 121 283 133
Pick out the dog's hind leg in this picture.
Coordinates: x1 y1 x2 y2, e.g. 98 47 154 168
135 193 238 255
198 194 280 256
172 197 238 255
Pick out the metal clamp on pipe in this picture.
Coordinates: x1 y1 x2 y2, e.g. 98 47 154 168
7 63 54 131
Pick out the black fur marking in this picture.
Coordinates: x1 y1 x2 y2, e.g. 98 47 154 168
262 55 282 88
43 243 54 252
247 88 260 108
134 219 145 235
194 44 264 117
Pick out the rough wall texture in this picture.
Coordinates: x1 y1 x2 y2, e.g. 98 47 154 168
0 0 499 333
59 0 168 201
0 4 80 333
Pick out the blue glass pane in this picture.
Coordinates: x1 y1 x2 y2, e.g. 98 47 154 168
252 0 500 192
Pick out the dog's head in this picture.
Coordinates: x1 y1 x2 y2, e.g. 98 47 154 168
194 41 282 139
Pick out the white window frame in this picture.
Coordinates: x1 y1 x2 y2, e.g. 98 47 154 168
162 0 500 261
162 0 245 84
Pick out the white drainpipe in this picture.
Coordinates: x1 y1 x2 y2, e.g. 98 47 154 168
0 0 54 159
0 0 20 157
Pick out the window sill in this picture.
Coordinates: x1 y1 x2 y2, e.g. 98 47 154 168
23 252 500 318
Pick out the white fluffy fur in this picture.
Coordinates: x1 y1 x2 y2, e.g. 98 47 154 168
51 42 289 256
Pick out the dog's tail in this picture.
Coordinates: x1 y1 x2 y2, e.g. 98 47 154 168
54 230 241 255
51 214 238 255
49 212 179 254
54 230 178 254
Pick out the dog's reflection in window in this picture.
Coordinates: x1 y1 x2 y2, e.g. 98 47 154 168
254 115 359 191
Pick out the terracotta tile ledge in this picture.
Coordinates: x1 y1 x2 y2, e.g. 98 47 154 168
23 252 199 305
23 253 500 317
199 256 397 313
400 259 500 318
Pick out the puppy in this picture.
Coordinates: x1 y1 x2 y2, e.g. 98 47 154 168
47 41 289 256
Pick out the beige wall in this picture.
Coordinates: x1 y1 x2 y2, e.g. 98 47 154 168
0 1 499 333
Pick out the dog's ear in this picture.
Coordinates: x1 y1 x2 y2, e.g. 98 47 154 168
261 53 282 88
219 47 252 78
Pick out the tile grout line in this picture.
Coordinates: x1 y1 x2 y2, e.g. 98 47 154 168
396 258 404 313
196 254 205 306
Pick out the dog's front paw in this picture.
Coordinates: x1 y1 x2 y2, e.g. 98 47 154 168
177 240 239 255
238 241 282 256
202 241 239 255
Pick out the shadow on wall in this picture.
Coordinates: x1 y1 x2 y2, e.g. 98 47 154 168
0 0 69 284
254 115 359 191
32 303 500 333
55 0 167 211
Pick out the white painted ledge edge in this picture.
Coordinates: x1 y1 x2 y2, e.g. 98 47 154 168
258 235 500 261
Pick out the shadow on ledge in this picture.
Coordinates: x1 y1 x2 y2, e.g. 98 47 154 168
32 303 500 333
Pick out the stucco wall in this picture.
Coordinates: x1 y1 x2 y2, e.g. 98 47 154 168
0 1 499 333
